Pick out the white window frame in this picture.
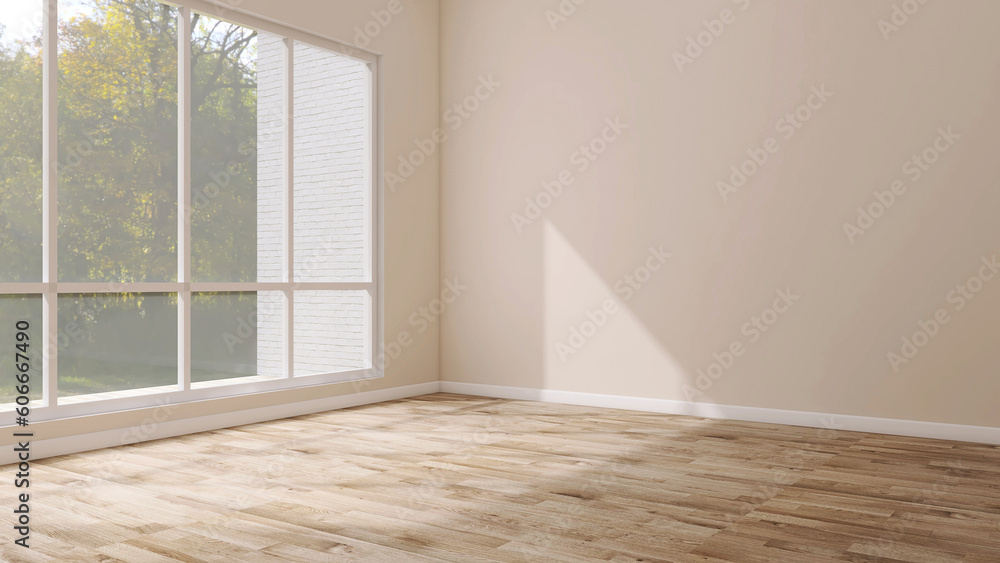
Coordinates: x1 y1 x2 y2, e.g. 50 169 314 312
1 0 384 423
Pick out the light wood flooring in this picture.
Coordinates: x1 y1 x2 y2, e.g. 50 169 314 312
2 393 999 562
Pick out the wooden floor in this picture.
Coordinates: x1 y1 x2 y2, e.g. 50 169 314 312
3 393 1000 562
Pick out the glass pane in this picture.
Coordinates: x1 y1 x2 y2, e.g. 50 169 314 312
293 42 370 282
294 290 369 376
58 293 177 400
190 16 281 282
0 295 43 407
191 291 283 386
0 0 43 282
58 0 178 283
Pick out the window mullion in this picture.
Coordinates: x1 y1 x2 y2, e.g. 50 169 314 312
284 38 294 379
178 6 192 391
42 0 59 408
369 60 380 374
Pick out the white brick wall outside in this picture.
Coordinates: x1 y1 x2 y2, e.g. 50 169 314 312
255 36 371 377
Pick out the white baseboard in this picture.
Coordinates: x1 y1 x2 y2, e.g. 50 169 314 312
5 381 441 464
439 381 1000 445
13 379 998 465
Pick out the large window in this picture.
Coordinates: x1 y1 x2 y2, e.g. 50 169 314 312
0 0 380 419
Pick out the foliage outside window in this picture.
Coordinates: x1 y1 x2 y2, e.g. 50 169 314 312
0 0 378 413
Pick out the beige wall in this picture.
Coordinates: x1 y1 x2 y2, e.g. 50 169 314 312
440 0 1000 428
3 0 441 444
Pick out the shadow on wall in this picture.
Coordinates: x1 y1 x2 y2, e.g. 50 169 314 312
439 0 1000 429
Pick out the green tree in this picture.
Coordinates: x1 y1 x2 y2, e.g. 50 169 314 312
0 0 261 400
0 20 43 283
